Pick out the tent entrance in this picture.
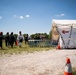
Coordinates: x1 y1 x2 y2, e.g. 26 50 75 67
56 24 76 48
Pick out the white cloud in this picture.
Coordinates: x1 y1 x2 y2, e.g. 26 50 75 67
20 16 24 19
0 16 2 19
55 14 65 17
26 15 30 18
13 15 30 19
61 14 65 16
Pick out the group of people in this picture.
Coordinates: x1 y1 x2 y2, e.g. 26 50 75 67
0 31 24 49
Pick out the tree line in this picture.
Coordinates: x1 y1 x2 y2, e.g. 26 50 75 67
3 31 52 40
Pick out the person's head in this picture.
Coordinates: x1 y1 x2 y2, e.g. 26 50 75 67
1 32 3 35
7 32 9 35
11 32 13 35
19 31 22 35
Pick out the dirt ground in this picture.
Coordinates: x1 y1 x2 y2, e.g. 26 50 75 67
0 50 76 75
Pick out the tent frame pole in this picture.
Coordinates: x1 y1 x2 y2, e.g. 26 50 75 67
67 25 73 48
56 25 65 47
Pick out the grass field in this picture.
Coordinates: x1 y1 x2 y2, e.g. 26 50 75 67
72 67 76 75
0 41 54 55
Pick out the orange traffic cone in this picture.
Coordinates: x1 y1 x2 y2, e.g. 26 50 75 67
56 42 61 50
58 45 61 49
64 58 72 75
15 40 18 46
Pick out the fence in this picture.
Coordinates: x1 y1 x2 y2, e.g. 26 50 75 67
28 40 57 47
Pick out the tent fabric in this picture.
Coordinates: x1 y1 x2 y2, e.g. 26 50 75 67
52 25 59 41
52 20 76 48
52 19 76 24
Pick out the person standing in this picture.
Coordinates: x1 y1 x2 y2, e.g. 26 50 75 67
24 34 28 44
0 32 4 49
5 32 10 47
17 31 24 47
9 32 15 48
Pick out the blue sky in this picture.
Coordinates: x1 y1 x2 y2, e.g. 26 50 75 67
0 0 76 35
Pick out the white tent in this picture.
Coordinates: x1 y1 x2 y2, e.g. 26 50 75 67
52 20 76 48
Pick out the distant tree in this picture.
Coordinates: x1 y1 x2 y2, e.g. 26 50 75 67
44 33 48 39
49 30 52 39
3 35 6 39
14 34 18 39
30 33 49 40
23 34 26 37
30 34 35 39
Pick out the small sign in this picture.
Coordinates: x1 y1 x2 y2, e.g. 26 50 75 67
62 30 69 34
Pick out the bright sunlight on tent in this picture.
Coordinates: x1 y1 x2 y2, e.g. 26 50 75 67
52 20 76 49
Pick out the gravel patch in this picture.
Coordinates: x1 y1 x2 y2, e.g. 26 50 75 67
0 49 76 75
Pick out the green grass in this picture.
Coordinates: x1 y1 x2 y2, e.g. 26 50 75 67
72 67 76 75
0 41 54 56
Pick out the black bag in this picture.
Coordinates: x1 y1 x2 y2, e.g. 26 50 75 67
19 38 23 42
